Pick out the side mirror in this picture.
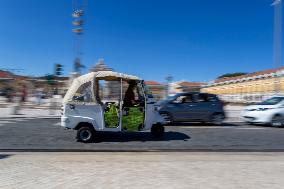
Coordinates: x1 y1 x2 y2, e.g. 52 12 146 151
172 99 182 104
73 95 83 101
69 104 75 109
279 103 284 108
147 95 156 104
147 94 154 99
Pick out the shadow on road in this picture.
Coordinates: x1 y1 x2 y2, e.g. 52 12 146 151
168 122 240 127
0 154 12 160
94 131 190 143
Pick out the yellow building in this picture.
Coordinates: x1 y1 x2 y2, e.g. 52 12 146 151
201 67 284 103
168 81 205 96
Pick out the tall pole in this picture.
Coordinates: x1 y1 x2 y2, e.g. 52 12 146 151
272 0 282 93
165 75 173 97
72 0 88 74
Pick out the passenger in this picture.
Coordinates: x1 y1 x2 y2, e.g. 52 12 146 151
123 81 136 107
21 84 27 103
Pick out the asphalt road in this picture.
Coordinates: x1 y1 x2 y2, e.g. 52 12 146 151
1 118 284 151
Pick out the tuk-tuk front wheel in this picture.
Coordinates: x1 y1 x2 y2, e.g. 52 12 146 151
77 126 96 143
151 124 165 138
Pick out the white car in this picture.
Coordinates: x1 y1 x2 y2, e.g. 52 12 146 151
242 96 284 126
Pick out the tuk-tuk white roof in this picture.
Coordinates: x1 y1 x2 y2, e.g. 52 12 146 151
74 71 140 83
63 71 140 103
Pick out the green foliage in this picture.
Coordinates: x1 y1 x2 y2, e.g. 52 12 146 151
217 72 247 79
104 105 145 131
122 107 144 131
45 74 55 85
104 104 119 128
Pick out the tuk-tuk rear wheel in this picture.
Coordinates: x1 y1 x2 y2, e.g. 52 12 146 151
151 124 165 138
77 126 95 143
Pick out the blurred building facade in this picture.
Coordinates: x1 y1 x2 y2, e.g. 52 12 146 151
144 81 166 100
169 81 204 96
0 69 69 100
0 66 207 102
0 70 14 88
201 67 284 103
30 76 69 95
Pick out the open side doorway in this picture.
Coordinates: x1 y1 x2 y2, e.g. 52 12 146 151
121 80 146 131
95 79 121 131
95 79 146 132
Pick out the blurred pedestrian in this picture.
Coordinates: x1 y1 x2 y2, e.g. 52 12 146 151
21 84 27 103
35 88 43 105
6 87 14 103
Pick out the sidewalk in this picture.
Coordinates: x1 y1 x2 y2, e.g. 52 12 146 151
0 96 62 107
0 152 283 189
0 96 62 118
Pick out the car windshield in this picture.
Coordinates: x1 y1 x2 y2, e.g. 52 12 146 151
165 95 179 101
257 97 284 105
156 95 179 105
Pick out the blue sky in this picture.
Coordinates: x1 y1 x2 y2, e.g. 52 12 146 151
0 0 281 83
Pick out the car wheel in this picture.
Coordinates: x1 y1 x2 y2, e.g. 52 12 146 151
151 124 165 138
77 126 96 143
271 115 283 127
211 113 225 125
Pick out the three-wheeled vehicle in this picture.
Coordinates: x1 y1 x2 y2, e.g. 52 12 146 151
61 71 166 142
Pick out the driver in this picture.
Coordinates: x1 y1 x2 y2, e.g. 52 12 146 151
123 81 137 107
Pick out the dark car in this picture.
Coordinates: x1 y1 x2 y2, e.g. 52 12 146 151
156 92 225 125
0 88 14 102
0 90 6 96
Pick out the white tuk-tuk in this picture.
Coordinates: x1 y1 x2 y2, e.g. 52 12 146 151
61 71 166 142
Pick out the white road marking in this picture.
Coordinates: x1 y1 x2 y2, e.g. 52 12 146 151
0 121 14 124
0 117 40 126
0 121 15 126
236 127 271 130
180 126 270 130
180 126 234 129
53 122 61 126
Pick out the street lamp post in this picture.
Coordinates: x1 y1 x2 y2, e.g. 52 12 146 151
272 0 282 94
165 75 173 97
72 0 88 74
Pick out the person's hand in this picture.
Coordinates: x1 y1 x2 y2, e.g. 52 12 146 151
132 100 141 107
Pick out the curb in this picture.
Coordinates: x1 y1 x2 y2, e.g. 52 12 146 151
0 149 284 152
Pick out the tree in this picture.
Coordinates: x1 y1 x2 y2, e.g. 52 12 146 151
45 74 55 86
217 72 247 79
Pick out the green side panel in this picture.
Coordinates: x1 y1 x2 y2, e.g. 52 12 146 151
122 107 144 131
104 104 119 128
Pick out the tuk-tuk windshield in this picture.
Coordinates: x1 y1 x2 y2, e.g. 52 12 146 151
72 81 93 102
